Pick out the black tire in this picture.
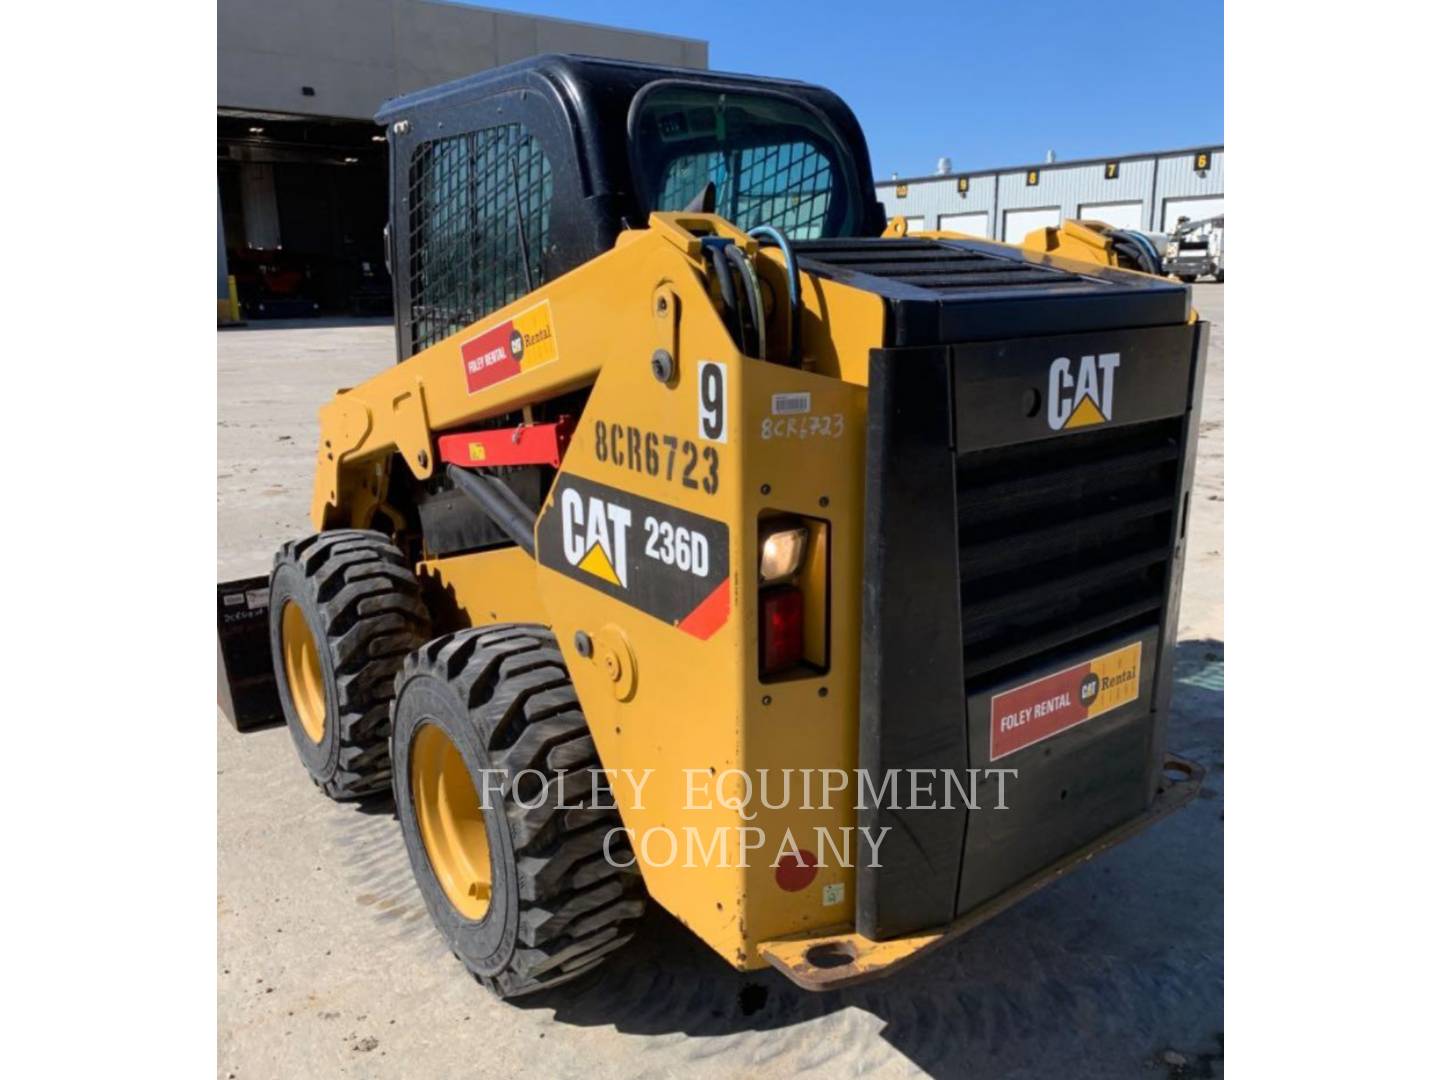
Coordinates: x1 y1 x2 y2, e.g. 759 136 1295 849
268 529 430 799
1178 274 1197 284
391 625 646 998
1214 269 1224 283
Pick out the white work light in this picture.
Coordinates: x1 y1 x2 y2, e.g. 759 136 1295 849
760 525 809 582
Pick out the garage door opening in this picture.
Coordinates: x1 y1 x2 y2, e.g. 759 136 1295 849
1079 201 1144 231
1162 195 1224 232
218 111 391 319
939 211 989 237
1003 206 1060 242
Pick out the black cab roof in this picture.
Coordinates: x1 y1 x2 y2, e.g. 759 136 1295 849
377 52 886 235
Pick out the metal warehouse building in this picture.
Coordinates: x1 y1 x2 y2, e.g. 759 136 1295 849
218 0 707 319
877 146 1224 242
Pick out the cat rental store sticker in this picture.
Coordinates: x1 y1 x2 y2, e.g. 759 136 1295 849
461 300 558 394
989 641 1143 761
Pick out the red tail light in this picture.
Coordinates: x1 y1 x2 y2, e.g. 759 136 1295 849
760 586 805 676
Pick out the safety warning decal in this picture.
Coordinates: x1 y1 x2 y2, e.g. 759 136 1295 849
989 641 1143 761
535 474 731 639
460 300 558 394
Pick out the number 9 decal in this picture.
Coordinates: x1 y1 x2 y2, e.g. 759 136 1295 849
698 360 727 443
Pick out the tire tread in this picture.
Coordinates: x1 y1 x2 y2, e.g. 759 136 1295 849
274 530 429 799
395 624 646 997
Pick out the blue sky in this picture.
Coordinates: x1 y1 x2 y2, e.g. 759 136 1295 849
467 0 1223 180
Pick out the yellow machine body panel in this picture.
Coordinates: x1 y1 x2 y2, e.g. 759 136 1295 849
1020 218 1133 267
310 213 887 969
416 547 544 628
530 339 871 966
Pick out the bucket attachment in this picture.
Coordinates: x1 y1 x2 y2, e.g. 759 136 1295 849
217 576 282 731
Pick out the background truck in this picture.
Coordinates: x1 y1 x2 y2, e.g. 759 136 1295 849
1164 213 1225 282
218 53 1208 999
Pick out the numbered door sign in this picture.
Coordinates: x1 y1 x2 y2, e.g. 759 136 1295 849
698 360 728 443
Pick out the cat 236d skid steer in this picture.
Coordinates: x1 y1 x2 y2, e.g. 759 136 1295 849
219 55 1207 998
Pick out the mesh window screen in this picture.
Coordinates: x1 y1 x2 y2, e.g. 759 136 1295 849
658 141 835 239
407 123 553 355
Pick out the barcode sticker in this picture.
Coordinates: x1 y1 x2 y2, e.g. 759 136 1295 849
771 392 811 416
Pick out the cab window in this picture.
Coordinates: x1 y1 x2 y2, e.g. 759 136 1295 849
407 122 553 355
632 86 860 239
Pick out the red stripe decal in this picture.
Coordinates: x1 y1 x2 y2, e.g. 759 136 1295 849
676 579 731 640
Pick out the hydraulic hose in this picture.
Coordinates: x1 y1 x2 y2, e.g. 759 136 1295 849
1109 229 1163 276
749 225 802 366
703 240 743 349
724 243 766 361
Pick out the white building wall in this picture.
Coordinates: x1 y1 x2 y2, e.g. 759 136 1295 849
994 158 1156 229
877 147 1222 239
883 173 997 235
1151 149 1224 229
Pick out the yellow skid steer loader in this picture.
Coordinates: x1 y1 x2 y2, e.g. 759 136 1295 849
218 54 1206 998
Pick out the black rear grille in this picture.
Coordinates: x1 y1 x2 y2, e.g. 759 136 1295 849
956 418 1182 688
796 238 1087 292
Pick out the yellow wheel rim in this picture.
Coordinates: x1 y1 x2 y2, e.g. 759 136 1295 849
411 724 493 920
281 601 326 744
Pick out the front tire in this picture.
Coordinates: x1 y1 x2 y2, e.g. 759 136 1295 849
391 625 646 998
269 530 430 799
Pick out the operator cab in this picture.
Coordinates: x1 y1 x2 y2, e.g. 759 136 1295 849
375 54 885 359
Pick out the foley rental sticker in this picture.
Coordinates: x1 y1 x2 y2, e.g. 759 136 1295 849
460 299 558 394
989 641 1143 761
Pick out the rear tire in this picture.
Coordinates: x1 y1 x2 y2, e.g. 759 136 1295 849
1178 274 1197 283
269 530 430 799
391 625 646 998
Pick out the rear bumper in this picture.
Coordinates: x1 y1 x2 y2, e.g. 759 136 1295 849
759 754 1204 990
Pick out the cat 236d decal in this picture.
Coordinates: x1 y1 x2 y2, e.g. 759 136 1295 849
535 474 731 639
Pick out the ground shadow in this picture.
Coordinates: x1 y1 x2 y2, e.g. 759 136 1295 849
327 641 1223 1076
509 639 1225 1078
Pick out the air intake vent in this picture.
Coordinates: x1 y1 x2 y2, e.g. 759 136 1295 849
793 237 1191 346
955 418 1182 688
796 238 1087 291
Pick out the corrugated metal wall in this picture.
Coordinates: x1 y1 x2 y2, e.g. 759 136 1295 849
887 173 998 235
878 147 1223 236
1152 150 1225 230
